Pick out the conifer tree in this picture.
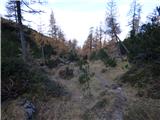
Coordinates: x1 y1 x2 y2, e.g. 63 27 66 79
5 0 17 22
105 0 121 41
128 0 141 37
49 10 58 39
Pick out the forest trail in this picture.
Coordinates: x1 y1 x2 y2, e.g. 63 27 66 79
36 60 129 120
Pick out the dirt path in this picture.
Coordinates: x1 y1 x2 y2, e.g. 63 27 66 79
39 61 128 120
1 61 129 120
86 61 127 120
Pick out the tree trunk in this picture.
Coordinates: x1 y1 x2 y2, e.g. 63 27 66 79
16 1 27 61
41 44 45 64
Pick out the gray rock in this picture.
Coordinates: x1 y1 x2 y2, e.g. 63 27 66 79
111 84 120 89
20 100 36 120
26 107 35 119
111 84 122 90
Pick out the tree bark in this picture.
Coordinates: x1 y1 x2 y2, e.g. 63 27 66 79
16 0 27 61
41 44 45 64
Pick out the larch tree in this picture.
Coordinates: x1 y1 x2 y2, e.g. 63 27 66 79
6 0 44 62
57 28 65 42
99 25 103 49
105 0 129 54
88 27 94 53
71 39 78 50
49 10 58 40
82 40 90 56
93 27 99 50
37 19 45 63
128 0 141 37
102 40 107 48
16 0 27 61
93 26 103 50
105 0 121 41
82 27 94 56
5 0 18 22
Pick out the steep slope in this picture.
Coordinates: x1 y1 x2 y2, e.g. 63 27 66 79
1 18 69 120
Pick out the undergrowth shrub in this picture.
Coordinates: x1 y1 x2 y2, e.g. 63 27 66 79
1 30 21 58
1 18 66 102
89 51 98 60
77 58 88 70
45 59 60 68
1 57 29 101
90 48 117 67
78 61 93 96
67 50 79 62
59 66 74 79
103 58 117 67
79 71 90 85
124 99 160 120
97 48 109 60
120 63 160 99
2 57 66 102
89 48 108 61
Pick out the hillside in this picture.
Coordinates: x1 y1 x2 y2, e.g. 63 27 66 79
1 16 160 120
2 56 129 120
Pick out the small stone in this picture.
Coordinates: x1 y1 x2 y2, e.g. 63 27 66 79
22 100 36 120
26 108 35 119
111 84 119 89
105 84 109 88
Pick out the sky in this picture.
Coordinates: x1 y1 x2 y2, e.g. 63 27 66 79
1 0 160 46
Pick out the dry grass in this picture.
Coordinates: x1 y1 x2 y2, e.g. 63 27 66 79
1 100 26 120
3 60 159 120
36 60 129 120
36 98 82 120
124 98 160 120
